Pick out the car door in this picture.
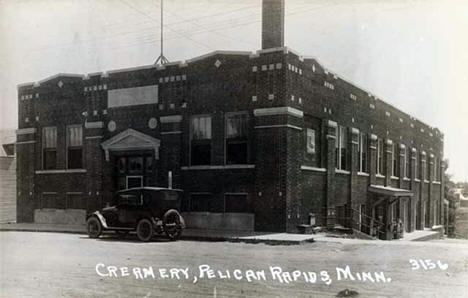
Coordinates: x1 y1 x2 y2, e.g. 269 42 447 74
116 189 141 227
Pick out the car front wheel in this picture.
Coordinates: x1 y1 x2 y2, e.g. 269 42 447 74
136 219 154 242
86 217 102 239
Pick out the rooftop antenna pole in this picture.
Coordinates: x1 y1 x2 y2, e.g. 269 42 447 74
155 0 169 65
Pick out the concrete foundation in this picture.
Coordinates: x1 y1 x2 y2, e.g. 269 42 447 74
34 209 86 225
181 212 254 231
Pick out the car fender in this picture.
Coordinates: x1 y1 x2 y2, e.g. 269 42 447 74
89 211 109 229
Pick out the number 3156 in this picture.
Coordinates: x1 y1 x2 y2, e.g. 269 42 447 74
409 259 448 271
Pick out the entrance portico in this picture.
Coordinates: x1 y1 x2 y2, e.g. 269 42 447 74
101 129 161 190
368 185 414 240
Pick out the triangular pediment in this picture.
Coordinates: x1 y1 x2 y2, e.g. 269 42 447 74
101 128 160 161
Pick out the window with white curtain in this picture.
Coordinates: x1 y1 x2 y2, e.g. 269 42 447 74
43 127 57 170
191 115 212 165
358 133 367 173
225 113 248 164
335 126 348 170
67 125 83 169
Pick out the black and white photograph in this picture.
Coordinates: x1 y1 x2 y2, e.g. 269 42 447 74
1 0 468 297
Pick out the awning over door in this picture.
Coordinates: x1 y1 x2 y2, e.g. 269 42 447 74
368 184 413 197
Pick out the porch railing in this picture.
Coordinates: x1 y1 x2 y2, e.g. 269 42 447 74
312 207 386 238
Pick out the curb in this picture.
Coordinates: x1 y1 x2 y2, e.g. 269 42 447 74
0 227 87 235
0 227 314 245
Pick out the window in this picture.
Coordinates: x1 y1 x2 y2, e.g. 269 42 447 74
324 81 335 90
404 146 410 178
41 192 58 209
392 143 399 177
128 156 143 174
377 139 384 175
43 127 57 170
225 113 248 164
306 128 316 154
190 193 221 212
115 155 154 190
191 115 212 165
425 157 429 181
335 126 348 170
67 125 83 169
225 194 248 213
358 133 367 172
66 193 83 209
127 176 143 189
414 150 419 179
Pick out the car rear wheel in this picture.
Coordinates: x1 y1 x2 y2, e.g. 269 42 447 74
87 217 102 239
136 219 154 242
163 210 183 241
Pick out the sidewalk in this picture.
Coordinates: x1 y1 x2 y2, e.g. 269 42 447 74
0 222 444 244
0 222 315 244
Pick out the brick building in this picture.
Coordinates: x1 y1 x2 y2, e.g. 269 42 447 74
15 0 444 238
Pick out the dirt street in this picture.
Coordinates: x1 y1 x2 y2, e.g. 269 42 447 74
1 231 467 297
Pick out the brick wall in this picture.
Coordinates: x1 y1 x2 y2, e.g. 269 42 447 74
16 47 445 232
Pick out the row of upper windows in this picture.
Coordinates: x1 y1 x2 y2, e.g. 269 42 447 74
38 117 442 180
39 113 250 170
304 125 442 181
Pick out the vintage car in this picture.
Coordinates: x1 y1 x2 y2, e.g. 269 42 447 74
86 187 185 241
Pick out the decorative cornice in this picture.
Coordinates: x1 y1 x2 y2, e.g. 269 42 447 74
253 106 303 118
186 50 252 63
16 127 36 135
16 140 36 145
351 127 359 135
160 115 183 123
301 166 327 172
36 169 87 174
181 165 255 170
327 120 338 128
254 124 302 131
85 121 104 129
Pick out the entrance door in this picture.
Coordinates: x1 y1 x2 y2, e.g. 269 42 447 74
403 199 410 232
425 200 430 228
416 200 421 230
126 176 143 189
115 154 155 190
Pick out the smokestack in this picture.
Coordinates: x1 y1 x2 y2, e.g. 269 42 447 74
262 0 285 49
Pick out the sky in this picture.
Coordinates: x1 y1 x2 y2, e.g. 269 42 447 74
0 0 467 182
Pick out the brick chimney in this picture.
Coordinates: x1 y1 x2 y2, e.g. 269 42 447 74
262 0 285 49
